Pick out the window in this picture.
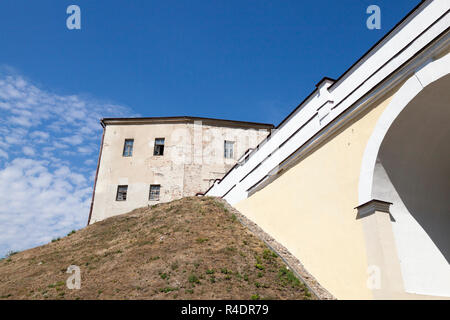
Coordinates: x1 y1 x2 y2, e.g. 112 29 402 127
154 138 165 156
149 184 161 201
224 140 234 159
123 139 134 157
116 185 128 201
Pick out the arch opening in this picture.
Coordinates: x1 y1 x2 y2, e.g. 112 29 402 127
371 73 450 296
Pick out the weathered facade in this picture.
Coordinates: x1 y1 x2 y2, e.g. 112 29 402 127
88 117 273 224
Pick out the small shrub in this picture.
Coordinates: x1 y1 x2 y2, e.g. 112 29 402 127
160 273 168 280
263 249 277 260
278 266 300 287
221 268 232 274
159 287 178 293
216 202 225 210
255 264 264 270
251 294 260 300
225 247 236 253
48 281 65 289
188 274 200 284
304 287 312 299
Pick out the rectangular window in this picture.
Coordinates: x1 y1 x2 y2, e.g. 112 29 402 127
224 140 234 159
123 139 134 157
116 185 128 201
153 138 165 156
149 184 161 201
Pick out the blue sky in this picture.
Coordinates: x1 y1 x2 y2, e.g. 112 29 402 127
0 0 419 257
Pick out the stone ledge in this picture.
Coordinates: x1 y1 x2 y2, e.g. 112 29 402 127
355 199 393 219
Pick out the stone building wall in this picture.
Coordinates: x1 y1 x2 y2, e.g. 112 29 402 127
88 118 272 224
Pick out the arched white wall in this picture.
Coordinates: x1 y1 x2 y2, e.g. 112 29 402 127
358 52 450 297
358 52 450 205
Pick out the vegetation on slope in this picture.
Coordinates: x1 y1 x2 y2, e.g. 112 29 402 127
0 197 312 300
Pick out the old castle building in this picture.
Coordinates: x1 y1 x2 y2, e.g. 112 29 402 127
88 116 273 224
87 0 449 300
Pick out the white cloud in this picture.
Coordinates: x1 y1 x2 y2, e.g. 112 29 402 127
0 159 90 250
22 146 35 156
61 134 84 145
0 71 138 257
53 141 69 149
30 130 50 141
0 102 11 110
0 149 8 159
84 159 95 166
77 145 94 154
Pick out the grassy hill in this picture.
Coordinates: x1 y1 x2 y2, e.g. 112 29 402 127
0 196 313 300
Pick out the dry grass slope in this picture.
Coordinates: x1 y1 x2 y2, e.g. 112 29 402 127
0 197 313 300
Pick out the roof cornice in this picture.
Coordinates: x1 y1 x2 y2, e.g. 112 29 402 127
101 116 274 129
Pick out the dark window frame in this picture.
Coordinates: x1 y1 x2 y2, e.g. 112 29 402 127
122 139 134 157
224 140 234 159
116 185 128 201
153 138 165 156
149 184 161 201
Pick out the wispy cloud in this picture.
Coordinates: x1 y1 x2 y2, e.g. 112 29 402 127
0 70 137 257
